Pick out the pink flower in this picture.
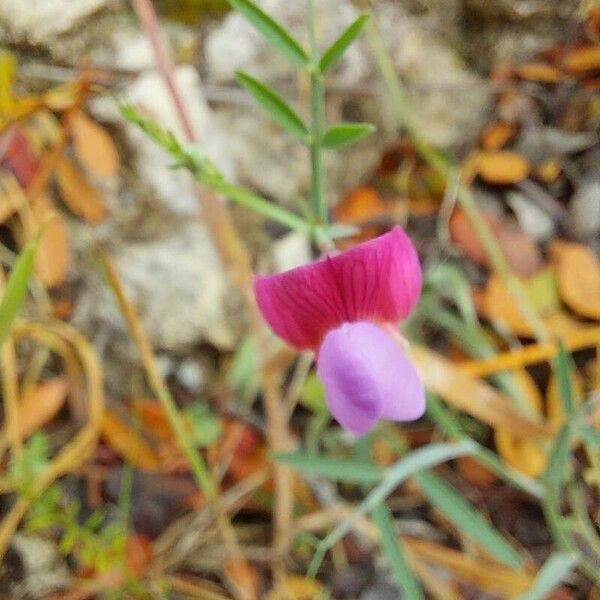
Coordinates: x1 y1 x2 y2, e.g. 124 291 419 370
254 227 425 436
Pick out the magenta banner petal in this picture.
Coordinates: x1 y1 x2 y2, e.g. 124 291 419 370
316 321 426 436
254 227 422 349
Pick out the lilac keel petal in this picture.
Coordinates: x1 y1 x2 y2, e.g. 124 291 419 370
316 322 426 436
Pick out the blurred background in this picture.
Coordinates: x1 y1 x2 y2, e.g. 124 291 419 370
1 0 600 598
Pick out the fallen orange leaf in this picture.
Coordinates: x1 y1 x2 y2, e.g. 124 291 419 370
408 345 554 439
403 537 533 596
223 557 259 600
476 151 531 185
11 377 69 440
563 45 600 73
101 409 160 471
535 158 562 184
514 62 561 84
55 156 105 223
70 110 119 179
480 121 517 151
265 575 325 600
31 194 69 288
494 369 547 477
550 240 600 320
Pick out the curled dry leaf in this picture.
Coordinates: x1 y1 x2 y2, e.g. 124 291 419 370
482 271 582 337
550 240 600 320
31 194 69 288
513 62 561 84
403 537 533 597
0 377 69 443
480 121 517 151
55 156 105 223
265 575 325 600
476 151 531 185
70 110 119 179
408 345 554 439
224 557 259 600
101 409 160 471
494 369 547 477
562 45 600 73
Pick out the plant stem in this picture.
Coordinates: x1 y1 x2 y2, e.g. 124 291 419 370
307 0 327 224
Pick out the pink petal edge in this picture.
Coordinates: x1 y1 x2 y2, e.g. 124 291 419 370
254 227 422 350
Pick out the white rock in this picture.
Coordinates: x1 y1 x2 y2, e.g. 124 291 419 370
124 66 236 215
567 179 600 240
272 231 312 272
176 357 206 393
108 225 239 350
0 0 111 41
506 191 555 241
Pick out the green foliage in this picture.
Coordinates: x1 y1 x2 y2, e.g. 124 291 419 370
319 14 369 72
321 122 375 148
226 0 309 66
8 432 52 497
236 71 309 139
415 471 522 567
274 452 384 484
184 400 223 447
515 552 579 600
0 230 41 345
372 503 424 600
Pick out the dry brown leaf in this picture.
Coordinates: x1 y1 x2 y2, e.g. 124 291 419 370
494 369 547 477
550 240 600 320
482 272 582 337
224 557 259 600
563 45 600 73
480 121 517 151
31 194 69 288
514 62 561 83
1 377 69 441
403 538 533 597
408 345 554 439
455 455 497 487
265 575 325 600
70 110 119 179
101 409 160 471
476 151 531 185
55 156 105 223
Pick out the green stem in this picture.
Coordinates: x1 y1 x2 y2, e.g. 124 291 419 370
307 0 327 224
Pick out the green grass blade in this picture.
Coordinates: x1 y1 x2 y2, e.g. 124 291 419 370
273 452 384 484
0 232 41 345
236 71 309 139
319 14 369 72
515 552 579 600
307 440 475 578
543 423 573 497
554 341 575 416
321 122 375 148
227 0 308 66
578 425 600 448
372 503 424 600
415 471 522 568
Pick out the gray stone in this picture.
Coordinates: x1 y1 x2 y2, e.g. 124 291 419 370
0 0 112 42
506 191 555 241
567 179 600 240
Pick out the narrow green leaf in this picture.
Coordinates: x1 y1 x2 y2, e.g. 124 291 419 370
321 122 375 148
236 71 309 139
515 552 579 600
0 232 41 345
415 471 522 568
579 425 600 448
543 423 573 497
307 440 476 578
227 0 308 66
319 14 369 72
554 341 575 416
372 503 424 600
273 452 384 484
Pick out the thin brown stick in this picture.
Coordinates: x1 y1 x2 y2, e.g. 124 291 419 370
130 0 293 580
